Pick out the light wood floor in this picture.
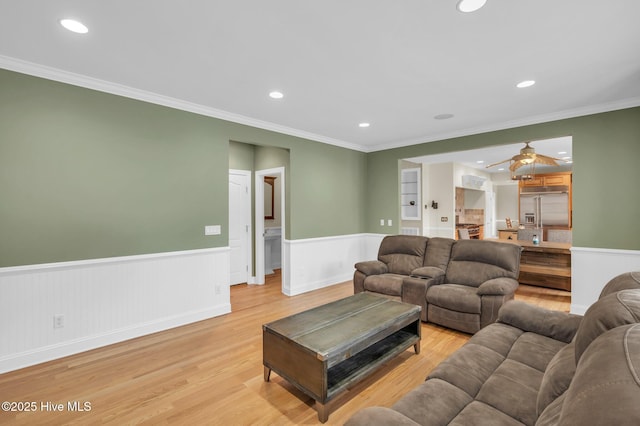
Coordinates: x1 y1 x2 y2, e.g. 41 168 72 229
0 271 570 425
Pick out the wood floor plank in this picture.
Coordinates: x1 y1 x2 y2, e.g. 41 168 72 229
0 270 569 425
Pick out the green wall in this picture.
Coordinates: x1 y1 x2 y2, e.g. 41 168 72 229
366 107 640 250
0 69 367 267
2 67 637 268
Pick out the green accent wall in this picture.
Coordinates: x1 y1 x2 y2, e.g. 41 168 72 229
0 69 367 267
1 67 637 268
366 107 640 250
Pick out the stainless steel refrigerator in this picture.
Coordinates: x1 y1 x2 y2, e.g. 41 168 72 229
519 192 570 228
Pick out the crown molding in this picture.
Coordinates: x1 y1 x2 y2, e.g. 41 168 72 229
2 55 639 155
0 55 365 152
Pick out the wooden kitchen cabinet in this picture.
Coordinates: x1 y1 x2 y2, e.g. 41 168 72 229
519 172 571 188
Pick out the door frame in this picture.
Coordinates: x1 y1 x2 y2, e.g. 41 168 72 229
229 169 252 285
255 167 285 286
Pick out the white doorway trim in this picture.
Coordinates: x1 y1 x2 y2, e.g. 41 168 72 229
255 167 285 287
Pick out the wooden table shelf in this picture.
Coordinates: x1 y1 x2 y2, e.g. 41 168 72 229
491 239 571 291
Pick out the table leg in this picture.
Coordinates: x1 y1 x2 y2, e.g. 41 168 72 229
316 401 329 423
414 341 421 354
264 366 271 382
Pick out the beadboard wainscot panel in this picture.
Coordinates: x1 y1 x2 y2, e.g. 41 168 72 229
0 247 230 373
571 246 640 315
283 233 385 296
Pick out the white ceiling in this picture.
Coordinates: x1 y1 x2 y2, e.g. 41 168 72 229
406 136 572 174
1 1 639 153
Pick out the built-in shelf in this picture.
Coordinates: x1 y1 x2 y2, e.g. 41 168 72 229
401 168 421 220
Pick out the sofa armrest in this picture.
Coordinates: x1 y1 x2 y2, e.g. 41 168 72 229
345 407 420 426
477 277 519 296
410 266 445 279
354 260 388 276
498 300 582 343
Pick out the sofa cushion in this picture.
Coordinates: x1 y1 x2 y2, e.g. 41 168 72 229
445 240 520 287
423 237 455 270
363 274 404 297
391 378 474 426
573 289 640 363
557 324 640 425
468 322 524 355
536 341 576 417
450 401 524 426
505 332 565 373
378 235 428 275
476 359 543 425
427 284 481 313
425 322 566 426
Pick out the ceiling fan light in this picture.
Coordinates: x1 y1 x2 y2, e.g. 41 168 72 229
456 0 487 13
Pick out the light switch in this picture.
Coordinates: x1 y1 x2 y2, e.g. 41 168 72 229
387 219 393 226
205 225 221 235
380 219 385 226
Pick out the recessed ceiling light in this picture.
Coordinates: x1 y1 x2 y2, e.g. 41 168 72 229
516 80 536 88
498 168 505 171
358 122 370 128
562 156 572 160
558 151 567 155
268 91 284 99
60 18 88 34
476 160 484 164
456 0 487 13
434 113 454 120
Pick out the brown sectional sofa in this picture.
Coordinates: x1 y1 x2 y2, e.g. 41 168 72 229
354 235 522 333
346 271 640 426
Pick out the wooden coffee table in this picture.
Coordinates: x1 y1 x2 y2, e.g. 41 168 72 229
263 292 421 422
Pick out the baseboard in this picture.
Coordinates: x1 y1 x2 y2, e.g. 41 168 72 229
0 305 229 374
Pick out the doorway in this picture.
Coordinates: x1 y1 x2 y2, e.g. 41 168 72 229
255 167 285 286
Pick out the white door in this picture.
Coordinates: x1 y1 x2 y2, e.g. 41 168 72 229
229 170 251 285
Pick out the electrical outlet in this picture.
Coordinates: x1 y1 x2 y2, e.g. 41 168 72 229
441 217 449 222
53 314 65 329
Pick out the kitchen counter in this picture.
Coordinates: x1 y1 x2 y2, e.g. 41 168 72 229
488 238 571 291
495 239 571 251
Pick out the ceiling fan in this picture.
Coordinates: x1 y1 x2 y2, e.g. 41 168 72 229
485 142 566 179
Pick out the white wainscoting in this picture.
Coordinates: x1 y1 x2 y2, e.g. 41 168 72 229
571 246 640 315
0 248 230 374
282 233 384 296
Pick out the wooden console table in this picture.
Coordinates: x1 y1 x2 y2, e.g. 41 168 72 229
492 239 571 291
